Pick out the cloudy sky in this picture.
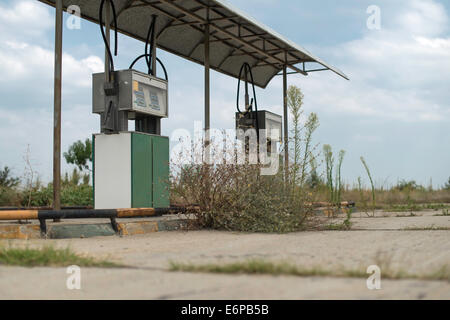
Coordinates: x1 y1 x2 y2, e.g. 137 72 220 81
0 0 449 188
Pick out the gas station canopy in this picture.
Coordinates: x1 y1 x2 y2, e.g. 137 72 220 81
39 0 348 88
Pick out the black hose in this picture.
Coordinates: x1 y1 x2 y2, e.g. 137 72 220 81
130 15 168 81
103 100 113 127
236 63 248 115
99 0 118 75
236 63 260 140
129 54 168 81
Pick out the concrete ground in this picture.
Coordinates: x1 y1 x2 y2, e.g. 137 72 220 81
0 210 449 300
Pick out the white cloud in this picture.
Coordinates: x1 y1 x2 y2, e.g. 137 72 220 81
0 1 53 41
396 0 448 36
0 1 103 92
290 0 450 123
0 41 103 90
0 1 103 180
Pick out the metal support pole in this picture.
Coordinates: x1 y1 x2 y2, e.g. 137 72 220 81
283 65 289 182
204 22 210 162
100 0 111 131
150 15 160 135
53 0 63 216
151 16 157 77
244 67 249 111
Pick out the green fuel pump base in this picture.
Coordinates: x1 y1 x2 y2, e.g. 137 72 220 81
93 132 170 210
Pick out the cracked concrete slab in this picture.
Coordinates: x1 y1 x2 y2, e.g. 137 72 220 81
0 211 449 299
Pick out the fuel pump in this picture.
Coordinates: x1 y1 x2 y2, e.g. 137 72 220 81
92 0 170 210
235 63 282 161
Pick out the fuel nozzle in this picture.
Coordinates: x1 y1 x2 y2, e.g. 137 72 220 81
247 98 254 112
102 79 119 134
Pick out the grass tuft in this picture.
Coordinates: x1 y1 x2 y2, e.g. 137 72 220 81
403 226 450 231
0 245 120 268
169 259 450 281
170 260 331 277
434 209 449 217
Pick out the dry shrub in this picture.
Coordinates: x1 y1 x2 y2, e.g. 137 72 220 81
170 140 315 233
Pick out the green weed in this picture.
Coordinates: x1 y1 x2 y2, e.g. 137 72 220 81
0 245 119 268
169 259 449 281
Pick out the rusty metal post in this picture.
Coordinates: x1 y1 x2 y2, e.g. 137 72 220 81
204 22 210 163
151 15 160 134
203 13 211 206
53 0 63 218
283 65 289 182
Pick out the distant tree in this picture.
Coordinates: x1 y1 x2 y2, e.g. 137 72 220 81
62 168 82 186
0 166 20 188
394 180 424 191
307 168 321 189
63 139 92 172
444 177 450 190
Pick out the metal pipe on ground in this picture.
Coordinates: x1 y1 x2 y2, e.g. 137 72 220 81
0 207 190 236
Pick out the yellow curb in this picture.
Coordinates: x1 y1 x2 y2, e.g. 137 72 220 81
116 208 157 218
118 221 159 236
0 225 41 240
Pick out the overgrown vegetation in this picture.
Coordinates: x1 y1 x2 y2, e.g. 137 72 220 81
171 161 315 233
0 167 93 208
0 139 93 208
323 145 345 208
333 182 450 211
169 85 449 232
444 177 450 191
360 157 376 216
171 85 320 233
287 86 319 188
435 209 449 217
403 226 450 231
0 245 119 268
357 176 368 215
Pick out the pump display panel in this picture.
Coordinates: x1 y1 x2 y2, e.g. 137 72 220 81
93 69 168 118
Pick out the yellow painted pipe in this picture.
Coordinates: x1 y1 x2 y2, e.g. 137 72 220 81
0 208 165 221
116 208 157 218
0 210 39 220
